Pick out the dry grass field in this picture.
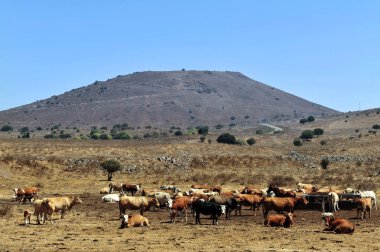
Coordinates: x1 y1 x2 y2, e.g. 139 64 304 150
1 111 380 251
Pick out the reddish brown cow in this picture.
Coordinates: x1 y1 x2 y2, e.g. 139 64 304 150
261 197 308 218
356 198 373 220
191 184 209 189
322 214 355 234
13 187 38 204
264 212 294 227
169 196 193 223
235 194 262 216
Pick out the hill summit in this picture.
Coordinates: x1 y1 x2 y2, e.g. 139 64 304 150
0 70 338 129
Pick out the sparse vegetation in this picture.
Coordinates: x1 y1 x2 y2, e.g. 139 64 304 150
307 116 315 122
320 158 330 169
1 125 13 132
320 140 327 146
216 133 236 145
372 124 380 130
197 125 209 135
246 137 256 146
313 128 324 136
300 130 314 140
293 139 302 146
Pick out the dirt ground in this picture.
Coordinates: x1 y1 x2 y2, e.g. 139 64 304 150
1 193 379 252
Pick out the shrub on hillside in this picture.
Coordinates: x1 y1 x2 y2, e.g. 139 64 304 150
216 133 236 145
300 130 314 140
320 140 327 146
293 139 302 146
197 125 209 135
256 130 264 135
112 131 131 140
313 128 324 136
321 158 330 169
247 137 256 146
174 130 183 136
299 118 307 124
1 125 13 132
372 124 380 130
99 133 111 140
214 124 224 130
307 116 315 122
19 127 29 133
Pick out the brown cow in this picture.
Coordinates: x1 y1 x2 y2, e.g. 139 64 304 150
169 196 192 223
122 184 140 196
235 194 262 216
24 210 32 226
120 213 150 228
119 196 160 216
267 185 296 198
261 197 308 218
41 196 83 224
322 213 355 234
13 187 38 204
264 212 294 228
356 198 373 220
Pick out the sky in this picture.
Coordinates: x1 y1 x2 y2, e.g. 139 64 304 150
1 1 379 112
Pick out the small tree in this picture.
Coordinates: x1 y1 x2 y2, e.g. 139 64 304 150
197 126 209 135
293 139 302 146
300 130 314 140
174 130 182 136
372 124 380 130
307 116 315 122
100 159 122 181
247 137 256 146
299 118 307 124
321 158 330 169
313 128 324 136
1 125 13 131
216 133 236 144
200 136 206 142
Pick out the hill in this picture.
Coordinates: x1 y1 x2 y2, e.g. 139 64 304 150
0 70 338 129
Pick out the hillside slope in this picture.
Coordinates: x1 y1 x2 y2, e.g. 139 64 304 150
0 71 338 129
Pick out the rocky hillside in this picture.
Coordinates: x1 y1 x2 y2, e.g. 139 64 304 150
0 70 339 129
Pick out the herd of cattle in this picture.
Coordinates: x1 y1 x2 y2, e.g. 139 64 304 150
12 182 377 234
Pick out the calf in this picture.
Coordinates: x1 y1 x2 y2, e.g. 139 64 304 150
322 213 355 234
169 197 191 223
192 199 222 225
356 198 372 220
120 213 150 228
264 212 294 228
23 210 32 226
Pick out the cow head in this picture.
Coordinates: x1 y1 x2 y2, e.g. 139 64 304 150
322 212 334 226
120 214 129 228
73 197 83 205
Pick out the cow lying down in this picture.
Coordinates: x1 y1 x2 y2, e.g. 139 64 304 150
322 212 355 234
264 212 294 228
120 213 150 228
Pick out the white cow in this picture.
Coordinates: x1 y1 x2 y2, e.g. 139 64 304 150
358 191 377 210
102 194 120 203
328 192 340 212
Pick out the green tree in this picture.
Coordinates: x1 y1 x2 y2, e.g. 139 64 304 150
100 159 122 181
300 130 314 140
313 128 324 136
307 116 315 122
293 139 302 146
372 124 380 130
247 137 256 146
299 118 307 124
216 133 236 144
197 126 209 135
0 125 13 131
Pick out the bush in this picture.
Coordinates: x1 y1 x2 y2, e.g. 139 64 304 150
197 126 209 135
44 134 55 139
313 128 324 136
90 133 101 139
299 118 307 124
293 139 302 146
214 124 224 130
112 131 131 140
143 133 152 138
174 130 182 136
300 130 314 140
320 140 327 146
200 136 206 142
307 116 315 122
99 133 111 140
36 127 43 131
372 124 380 130
216 133 236 144
247 138 256 146
59 133 72 139
321 158 330 169
100 159 122 181
256 130 264 135
19 127 29 133
1 125 13 131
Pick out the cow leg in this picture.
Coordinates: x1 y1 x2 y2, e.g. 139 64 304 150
195 212 200 225
184 208 187 222
140 208 144 216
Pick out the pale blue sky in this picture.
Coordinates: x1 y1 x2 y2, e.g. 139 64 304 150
1 1 379 112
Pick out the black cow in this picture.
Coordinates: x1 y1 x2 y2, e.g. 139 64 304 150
121 184 140 196
192 199 222 225
267 185 296 198
209 195 239 220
